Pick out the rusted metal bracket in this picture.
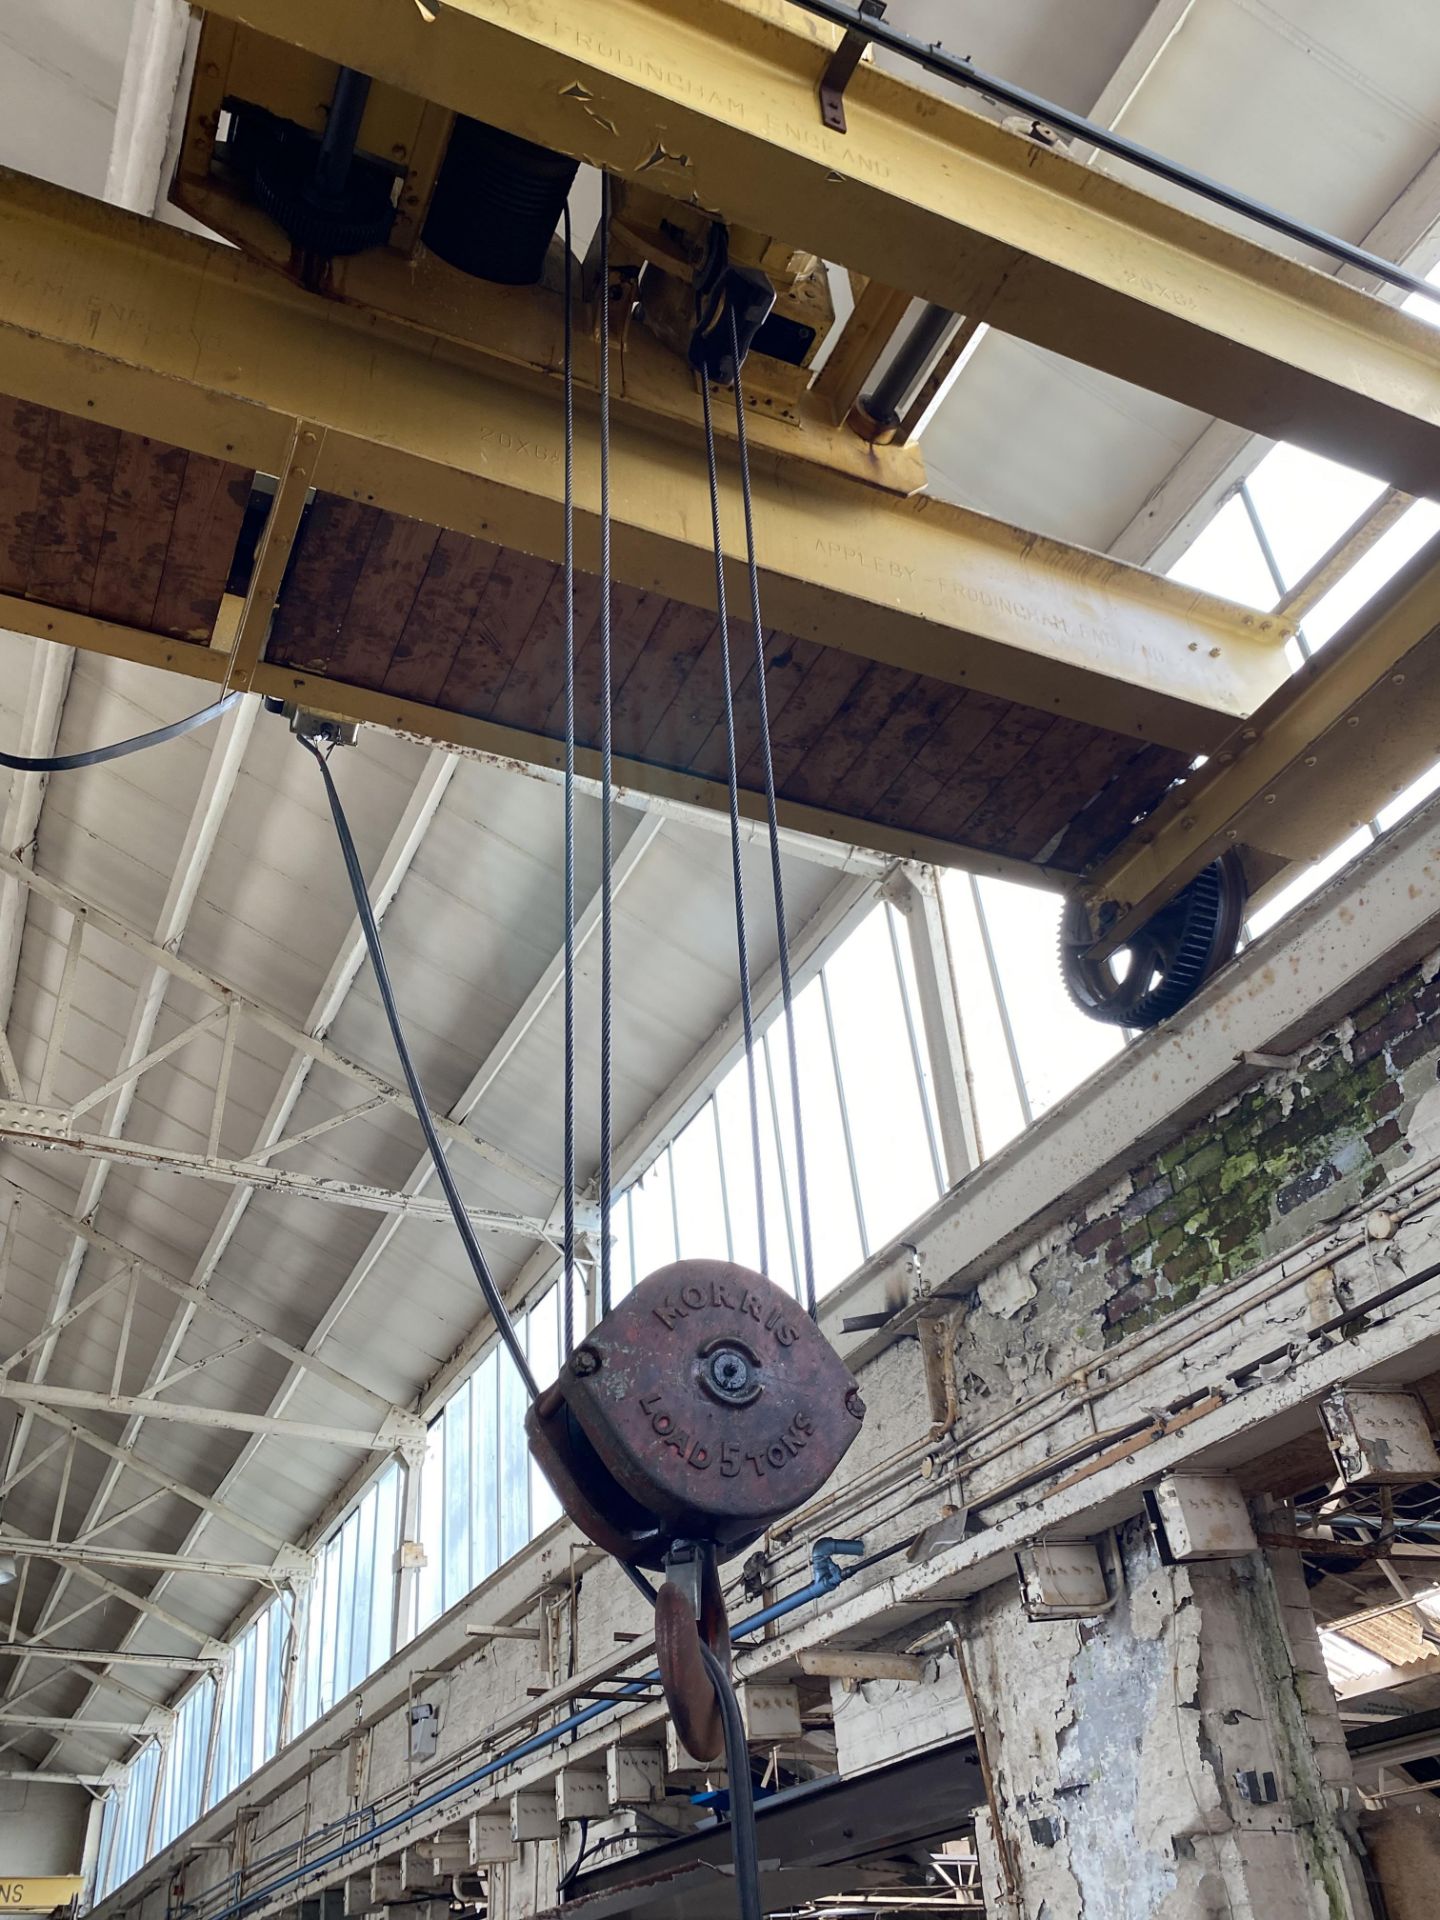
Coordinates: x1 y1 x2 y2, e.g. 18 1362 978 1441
817 0 885 132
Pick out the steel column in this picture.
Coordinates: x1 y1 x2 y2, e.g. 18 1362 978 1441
883 868 980 1186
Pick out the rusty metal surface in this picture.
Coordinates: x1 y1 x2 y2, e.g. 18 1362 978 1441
655 1574 723 1764
527 1260 865 1568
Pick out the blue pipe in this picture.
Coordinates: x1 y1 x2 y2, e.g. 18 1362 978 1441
192 1539 865 1920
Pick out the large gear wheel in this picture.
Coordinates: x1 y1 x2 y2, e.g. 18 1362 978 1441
1060 852 1247 1029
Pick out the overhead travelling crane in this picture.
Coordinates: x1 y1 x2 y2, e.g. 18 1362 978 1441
0 0 1436 1021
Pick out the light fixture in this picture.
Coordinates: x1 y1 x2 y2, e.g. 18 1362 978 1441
0 1552 16 1587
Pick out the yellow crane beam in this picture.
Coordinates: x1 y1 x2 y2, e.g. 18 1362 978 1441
195 0 1440 492
0 169 1288 802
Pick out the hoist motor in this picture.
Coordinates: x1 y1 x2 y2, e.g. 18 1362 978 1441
526 1259 864 1760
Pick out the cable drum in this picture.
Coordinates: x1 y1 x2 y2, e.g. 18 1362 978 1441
423 118 579 285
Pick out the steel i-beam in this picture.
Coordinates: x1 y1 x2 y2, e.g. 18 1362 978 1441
195 0 1440 491
0 168 1290 775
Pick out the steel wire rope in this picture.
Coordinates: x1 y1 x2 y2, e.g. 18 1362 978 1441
299 189 764 1920
597 172 616 1321
561 198 578 1359
699 367 769 1278
729 305 818 1321
0 691 242 772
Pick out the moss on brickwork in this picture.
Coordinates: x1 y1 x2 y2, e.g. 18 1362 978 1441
1066 955 1440 1344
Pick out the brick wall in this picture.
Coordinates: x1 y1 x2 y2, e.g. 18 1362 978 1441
958 946 1440 1410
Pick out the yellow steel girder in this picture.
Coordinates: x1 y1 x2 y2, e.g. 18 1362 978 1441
1084 535 1440 949
193 0 1440 493
0 169 1290 764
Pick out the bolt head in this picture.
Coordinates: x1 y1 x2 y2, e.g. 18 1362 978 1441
571 1346 601 1377
845 1389 866 1421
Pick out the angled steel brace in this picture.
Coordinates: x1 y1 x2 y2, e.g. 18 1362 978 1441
0 1380 424 1454
0 1120 554 1240
0 846 553 1200
3 1180 405 1419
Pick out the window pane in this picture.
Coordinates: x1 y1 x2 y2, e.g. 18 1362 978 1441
937 873 1025 1155
757 1034 800 1299
1167 491 1277 608
1378 756 1440 831
824 907 942 1248
766 983 863 1299
526 1288 563 1535
671 1110 729 1260
1302 500 1440 650
350 1489 377 1687
715 1071 763 1272
1245 443 1385 588
442 1382 472 1611
498 1340 529 1562
1246 827 1373 938
629 1151 678 1279
415 1421 442 1634
971 878 1123 1117
474 1351 500 1582
370 1465 399 1673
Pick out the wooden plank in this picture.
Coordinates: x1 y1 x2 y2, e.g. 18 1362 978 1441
805 674 965 816
150 452 253 641
918 704 1056 838
869 690 1008 828
26 413 120 609
438 547 555 715
639 617 738 773
89 434 188 629
780 662 918 808
1048 742 1190 872
688 633 818 784
325 511 440 686
994 725 1138 861
268 495 380 672
739 646 871 792
0 400 50 595
555 582 667 746
383 529 501 704
489 566 603 732
610 601 716 760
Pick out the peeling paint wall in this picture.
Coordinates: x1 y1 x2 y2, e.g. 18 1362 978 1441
953 948 1440 1434
961 1526 1368 1920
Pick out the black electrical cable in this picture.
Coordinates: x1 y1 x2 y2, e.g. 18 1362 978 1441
729 307 817 1323
597 172 616 1322
301 735 539 1402
561 198 578 1361
559 1815 591 1894
699 1640 763 1920
0 692 242 773
699 369 768 1277
786 0 1440 308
